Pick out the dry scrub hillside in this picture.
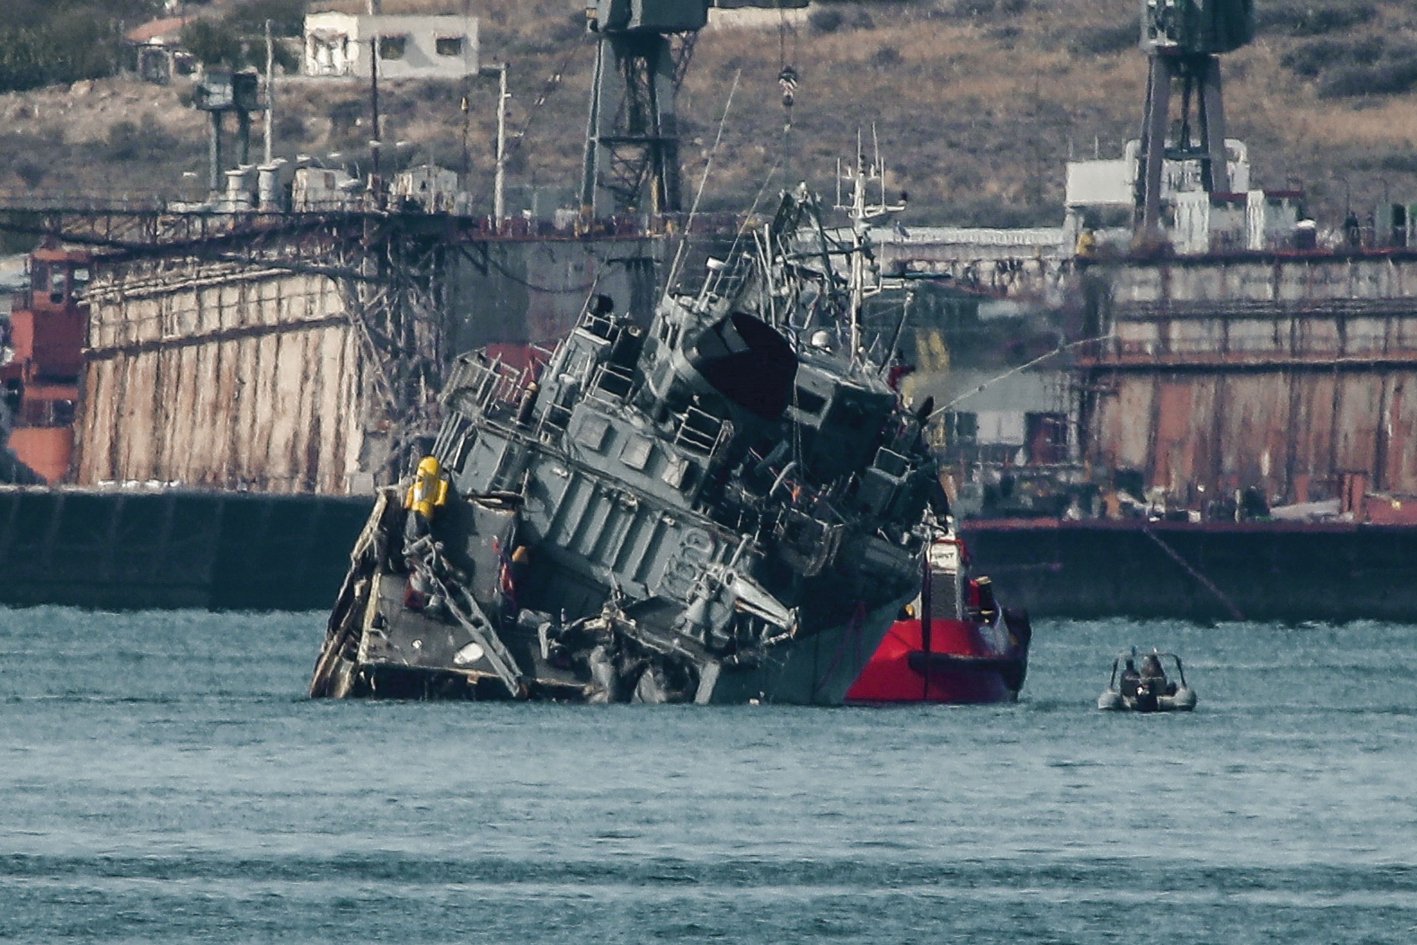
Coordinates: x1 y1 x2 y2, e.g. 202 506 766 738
2 0 1416 228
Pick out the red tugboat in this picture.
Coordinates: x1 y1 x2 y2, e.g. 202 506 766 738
846 525 1031 704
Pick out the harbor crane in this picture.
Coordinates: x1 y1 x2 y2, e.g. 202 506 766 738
580 0 806 218
1135 0 1255 237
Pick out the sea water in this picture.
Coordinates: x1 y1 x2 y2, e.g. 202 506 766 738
1 608 1414 944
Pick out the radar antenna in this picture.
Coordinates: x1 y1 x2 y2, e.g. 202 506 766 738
835 127 905 365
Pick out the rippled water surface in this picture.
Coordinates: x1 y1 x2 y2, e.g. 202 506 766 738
2 608 1415 943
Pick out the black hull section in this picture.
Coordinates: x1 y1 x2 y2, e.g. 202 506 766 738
961 518 1417 624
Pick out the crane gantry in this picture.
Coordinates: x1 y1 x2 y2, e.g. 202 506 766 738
579 0 806 218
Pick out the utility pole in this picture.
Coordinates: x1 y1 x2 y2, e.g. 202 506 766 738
494 63 507 222
263 18 274 165
480 62 508 223
460 0 472 188
369 37 381 184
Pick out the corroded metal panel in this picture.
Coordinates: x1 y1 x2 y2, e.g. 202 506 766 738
1334 374 1382 480
1289 372 1337 493
1082 252 1417 504
1098 361 1417 501
1195 376 1225 490
1213 374 1284 488
77 261 369 494
1153 378 1194 493
1097 375 1156 473
68 225 664 496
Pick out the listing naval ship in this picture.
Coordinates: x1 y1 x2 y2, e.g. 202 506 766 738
310 177 947 704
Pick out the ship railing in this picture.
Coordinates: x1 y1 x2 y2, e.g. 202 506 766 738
539 401 574 437
590 361 636 402
690 252 754 312
446 352 525 418
577 309 619 341
441 356 477 404
673 405 726 456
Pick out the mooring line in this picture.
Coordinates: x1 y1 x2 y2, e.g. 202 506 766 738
1142 525 1245 621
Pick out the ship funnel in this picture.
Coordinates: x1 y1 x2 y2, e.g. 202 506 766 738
686 312 797 420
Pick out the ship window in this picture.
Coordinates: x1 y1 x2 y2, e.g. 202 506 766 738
435 36 463 56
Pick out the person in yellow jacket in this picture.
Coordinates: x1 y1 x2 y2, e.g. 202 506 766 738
1075 226 1097 259
404 455 450 543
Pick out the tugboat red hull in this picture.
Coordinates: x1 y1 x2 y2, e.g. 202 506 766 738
844 532 1031 705
845 615 1028 704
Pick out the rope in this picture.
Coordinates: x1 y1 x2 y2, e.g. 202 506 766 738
667 68 742 292
923 331 1117 424
1141 525 1246 621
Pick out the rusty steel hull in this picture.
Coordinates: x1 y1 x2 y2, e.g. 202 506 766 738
75 224 663 495
1079 251 1417 505
79 261 367 493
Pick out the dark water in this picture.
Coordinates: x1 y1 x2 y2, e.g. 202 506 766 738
2 609 1415 944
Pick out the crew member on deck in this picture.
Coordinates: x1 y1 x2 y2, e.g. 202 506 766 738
1140 653 1176 696
886 349 915 392
966 577 998 624
1120 657 1141 699
404 455 451 544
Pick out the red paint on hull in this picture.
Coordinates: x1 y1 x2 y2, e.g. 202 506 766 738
845 616 1021 704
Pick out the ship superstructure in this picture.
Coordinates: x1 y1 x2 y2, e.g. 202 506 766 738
311 180 945 704
1 246 87 484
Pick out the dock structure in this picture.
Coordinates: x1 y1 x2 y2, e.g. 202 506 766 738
1076 249 1417 512
1 203 663 494
960 515 1417 624
0 486 369 610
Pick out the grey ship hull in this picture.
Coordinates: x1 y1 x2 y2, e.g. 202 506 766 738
312 184 942 706
311 487 911 705
315 555 902 705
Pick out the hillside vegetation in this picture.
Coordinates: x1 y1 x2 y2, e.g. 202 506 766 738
1 0 1416 228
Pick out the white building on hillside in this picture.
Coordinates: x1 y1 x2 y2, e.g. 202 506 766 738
303 12 478 80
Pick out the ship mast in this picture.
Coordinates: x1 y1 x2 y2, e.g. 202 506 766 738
847 134 868 362
839 128 904 368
